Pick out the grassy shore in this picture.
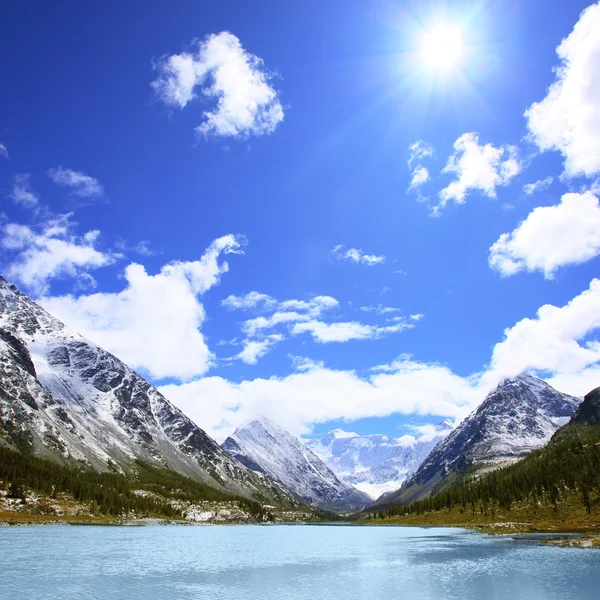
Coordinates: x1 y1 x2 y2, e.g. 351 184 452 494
362 493 600 537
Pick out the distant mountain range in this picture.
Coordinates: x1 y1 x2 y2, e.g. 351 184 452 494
222 417 371 511
0 277 290 506
373 375 581 508
306 422 453 499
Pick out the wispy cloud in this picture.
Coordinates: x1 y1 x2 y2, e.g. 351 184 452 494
523 176 553 196
47 167 104 198
0 143 8 159
331 245 385 265
10 174 39 208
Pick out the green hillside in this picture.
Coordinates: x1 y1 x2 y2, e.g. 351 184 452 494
367 388 600 532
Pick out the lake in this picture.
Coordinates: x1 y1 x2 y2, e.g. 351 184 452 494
1 524 599 599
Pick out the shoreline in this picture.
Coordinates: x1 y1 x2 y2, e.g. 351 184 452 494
2 511 600 547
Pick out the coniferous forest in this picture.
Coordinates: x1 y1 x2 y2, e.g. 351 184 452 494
370 421 600 526
0 445 270 520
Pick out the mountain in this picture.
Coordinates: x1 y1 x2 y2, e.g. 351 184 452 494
306 422 453 499
0 276 290 504
553 386 600 440
377 384 600 529
222 416 371 511
373 375 581 508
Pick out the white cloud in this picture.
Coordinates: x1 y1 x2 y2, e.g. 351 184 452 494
525 2 600 177
159 357 480 440
152 31 284 138
408 166 430 190
40 235 244 381
291 316 416 343
221 291 276 310
47 167 103 198
437 133 523 211
10 174 39 208
331 245 386 265
235 334 283 365
0 144 8 159
163 278 600 440
407 141 434 196
243 311 311 336
360 304 402 315
523 176 553 195
482 278 600 390
408 140 434 168
1 215 116 295
489 191 600 278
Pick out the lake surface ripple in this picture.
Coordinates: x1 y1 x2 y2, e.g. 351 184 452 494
1 524 599 599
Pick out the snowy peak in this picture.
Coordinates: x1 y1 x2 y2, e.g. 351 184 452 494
0 277 291 505
222 417 370 512
307 422 452 500
374 374 581 508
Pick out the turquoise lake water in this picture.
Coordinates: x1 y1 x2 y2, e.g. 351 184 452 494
1 524 599 599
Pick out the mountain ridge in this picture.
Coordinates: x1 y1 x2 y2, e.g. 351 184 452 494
0 276 291 505
222 415 371 511
372 374 581 508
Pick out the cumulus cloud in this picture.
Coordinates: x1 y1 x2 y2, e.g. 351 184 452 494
437 133 523 211
489 191 600 278
10 174 39 208
525 2 600 177
523 176 553 196
0 143 8 158
40 235 244 381
0 215 116 295
482 278 600 390
152 31 284 138
331 245 385 265
47 167 104 198
159 356 480 440
163 278 600 439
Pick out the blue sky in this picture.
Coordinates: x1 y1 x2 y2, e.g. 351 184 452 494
1 0 600 441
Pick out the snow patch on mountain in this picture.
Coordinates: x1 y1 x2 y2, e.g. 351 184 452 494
222 416 371 511
0 276 290 504
307 423 453 500
374 374 582 507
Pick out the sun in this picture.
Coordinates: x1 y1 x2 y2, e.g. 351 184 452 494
420 25 464 70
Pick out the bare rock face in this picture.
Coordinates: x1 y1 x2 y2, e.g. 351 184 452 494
0 276 290 504
373 375 581 508
222 416 371 512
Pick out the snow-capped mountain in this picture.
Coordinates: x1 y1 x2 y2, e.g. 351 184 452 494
0 277 290 504
306 422 453 500
222 416 371 512
374 375 581 507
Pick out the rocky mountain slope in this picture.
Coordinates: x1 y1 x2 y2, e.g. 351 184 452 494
222 416 371 511
0 277 290 504
373 375 581 508
307 422 453 499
